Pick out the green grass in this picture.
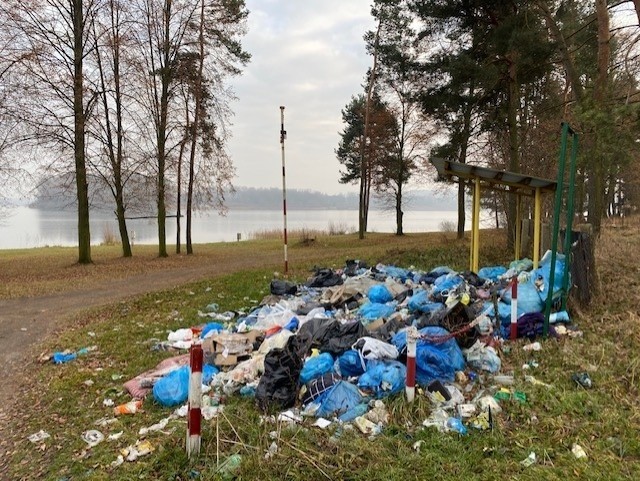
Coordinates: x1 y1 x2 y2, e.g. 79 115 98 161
4 226 640 480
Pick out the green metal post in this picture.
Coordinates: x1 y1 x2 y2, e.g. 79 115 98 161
561 131 579 311
543 123 570 336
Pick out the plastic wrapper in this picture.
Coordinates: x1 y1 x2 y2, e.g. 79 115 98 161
352 337 399 360
463 340 501 373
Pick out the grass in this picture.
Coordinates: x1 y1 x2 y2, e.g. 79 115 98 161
3 222 640 480
0 230 479 299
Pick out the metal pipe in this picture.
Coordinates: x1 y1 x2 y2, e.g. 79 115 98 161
472 177 481 273
533 188 541 269
280 106 288 275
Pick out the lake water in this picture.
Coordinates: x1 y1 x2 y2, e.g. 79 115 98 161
0 206 459 249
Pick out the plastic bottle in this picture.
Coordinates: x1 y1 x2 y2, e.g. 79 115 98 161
217 454 242 480
113 400 143 415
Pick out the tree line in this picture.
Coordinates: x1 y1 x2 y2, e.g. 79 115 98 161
337 0 640 247
0 0 249 262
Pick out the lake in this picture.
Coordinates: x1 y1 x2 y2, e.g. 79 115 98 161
0 206 459 249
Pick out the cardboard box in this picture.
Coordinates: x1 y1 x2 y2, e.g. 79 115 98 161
202 330 261 366
212 353 252 367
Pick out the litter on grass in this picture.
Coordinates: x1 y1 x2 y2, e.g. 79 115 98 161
81 254 577 464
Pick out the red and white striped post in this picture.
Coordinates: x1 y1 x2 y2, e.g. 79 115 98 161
406 326 418 403
187 343 203 458
279 106 289 275
510 277 518 340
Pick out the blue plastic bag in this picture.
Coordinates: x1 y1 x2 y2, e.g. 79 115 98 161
393 326 465 385
431 273 463 297
482 301 512 326
501 254 566 315
316 380 363 418
53 352 77 364
153 364 218 407
338 403 369 422
377 265 412 282
300 352 334 385
368 284 393 304
201 322 224 338
477 266 507 282
337 350 366 377
358 302 396 321
358 360 406 398
407 290 445 315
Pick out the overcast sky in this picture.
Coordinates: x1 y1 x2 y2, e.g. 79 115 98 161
227 0 376 195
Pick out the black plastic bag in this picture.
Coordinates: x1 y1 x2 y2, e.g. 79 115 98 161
255 336 304 412
270 279 298 296
297 318 366 357
305 268 343 288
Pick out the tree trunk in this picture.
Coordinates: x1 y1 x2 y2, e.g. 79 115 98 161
115 190 131 257
186 140 195 254
395 184 403 235
456 98 473 239
506 56 520 250
176 135 186 254
156 0 172 258
537 0 583 102
633 0 640 25
186 0 206 256
588 0 610 236
112 19 131 258
359 18 382 239
94 4 132 258
73 0 91 264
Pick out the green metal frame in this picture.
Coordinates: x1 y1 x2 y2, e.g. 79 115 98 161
543 122 579 336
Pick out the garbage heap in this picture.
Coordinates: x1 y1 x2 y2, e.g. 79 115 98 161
133 253 571 435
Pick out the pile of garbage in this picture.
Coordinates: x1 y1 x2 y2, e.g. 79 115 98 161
120 252 574 435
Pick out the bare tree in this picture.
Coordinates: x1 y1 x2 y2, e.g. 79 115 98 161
130 0 200 257
87 0 141 257
183 0 249 254
3 0 100 263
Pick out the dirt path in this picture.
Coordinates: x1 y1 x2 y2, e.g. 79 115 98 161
0 251 285 413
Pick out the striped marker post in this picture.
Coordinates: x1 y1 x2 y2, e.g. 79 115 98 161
510 277 518 340
406 326 418 403
279 106 289 275
187 343 203 458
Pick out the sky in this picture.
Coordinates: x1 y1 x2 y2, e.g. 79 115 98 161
227 0 376 195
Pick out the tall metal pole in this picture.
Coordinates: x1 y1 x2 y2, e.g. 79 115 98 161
543 122 570 336
280 106 288 275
